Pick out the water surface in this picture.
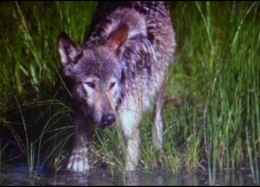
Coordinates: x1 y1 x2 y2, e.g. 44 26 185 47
0 167 259 186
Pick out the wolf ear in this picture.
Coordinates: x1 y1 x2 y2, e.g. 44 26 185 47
107 24 129 56
58 32 83 65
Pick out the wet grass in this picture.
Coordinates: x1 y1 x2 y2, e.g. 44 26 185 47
0 1 260 185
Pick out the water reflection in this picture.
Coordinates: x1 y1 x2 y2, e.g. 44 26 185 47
0 168 259 186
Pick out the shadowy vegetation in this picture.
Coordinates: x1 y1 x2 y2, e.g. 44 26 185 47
0 1 259 185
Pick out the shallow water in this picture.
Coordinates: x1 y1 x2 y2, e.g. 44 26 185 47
0 167 259 186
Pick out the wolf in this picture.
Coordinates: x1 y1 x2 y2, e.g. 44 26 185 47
58 1 176 172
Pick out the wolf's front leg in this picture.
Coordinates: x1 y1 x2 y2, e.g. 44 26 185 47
125 130 140 171
67 134 90 172
67 113 93 173
119 106 142 171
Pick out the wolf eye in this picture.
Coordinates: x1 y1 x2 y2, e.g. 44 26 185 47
109 82 116 89
85 82 95 89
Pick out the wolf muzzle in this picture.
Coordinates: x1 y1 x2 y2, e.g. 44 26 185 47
99 113 116 129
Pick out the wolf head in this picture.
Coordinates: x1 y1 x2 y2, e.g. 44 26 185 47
58 25 129 129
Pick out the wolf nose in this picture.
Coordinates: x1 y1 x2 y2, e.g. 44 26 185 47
100 113 116 128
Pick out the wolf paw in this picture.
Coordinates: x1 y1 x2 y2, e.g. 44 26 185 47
67 147 90 172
